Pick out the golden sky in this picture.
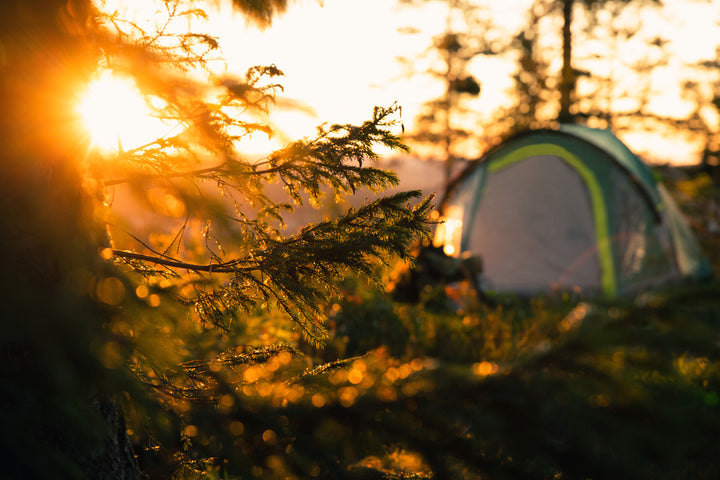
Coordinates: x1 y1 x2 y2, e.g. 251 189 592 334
87 0 720 165
206 0 530 155
207 0 720 165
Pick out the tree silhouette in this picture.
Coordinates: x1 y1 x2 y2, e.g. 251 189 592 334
554 0 663 124
676 48 720 181
397 0 497 185
487 0 668 142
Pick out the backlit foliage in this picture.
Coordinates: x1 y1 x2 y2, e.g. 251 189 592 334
82 1 434 345
80 0 438 476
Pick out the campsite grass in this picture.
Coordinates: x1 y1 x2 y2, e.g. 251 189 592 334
325 275 580 364
332 166 720 478
217 166 720 479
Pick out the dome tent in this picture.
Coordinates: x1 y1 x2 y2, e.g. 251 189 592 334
434 124 712 298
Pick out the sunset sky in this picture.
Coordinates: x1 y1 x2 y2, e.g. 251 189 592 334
88 0 720 165
208 0 529 155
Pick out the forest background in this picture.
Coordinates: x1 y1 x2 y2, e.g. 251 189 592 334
3 1 720 479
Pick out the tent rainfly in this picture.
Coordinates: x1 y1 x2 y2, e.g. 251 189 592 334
434 124 712 298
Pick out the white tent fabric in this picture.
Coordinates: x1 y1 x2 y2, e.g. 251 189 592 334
466 155 600 294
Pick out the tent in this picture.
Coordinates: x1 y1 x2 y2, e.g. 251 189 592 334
434 124 712 298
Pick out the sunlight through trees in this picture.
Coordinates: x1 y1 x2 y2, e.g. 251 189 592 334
78 70 170 152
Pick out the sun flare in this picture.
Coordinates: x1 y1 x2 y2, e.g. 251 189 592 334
78 70 169 152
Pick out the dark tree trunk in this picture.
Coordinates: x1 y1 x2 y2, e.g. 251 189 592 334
0 1 145 478
80 396 146 480
559 0 575 123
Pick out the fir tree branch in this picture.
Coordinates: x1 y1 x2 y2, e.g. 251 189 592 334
111 249 248 273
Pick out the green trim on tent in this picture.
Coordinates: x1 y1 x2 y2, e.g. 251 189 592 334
488 144 618 298
559 124 665 213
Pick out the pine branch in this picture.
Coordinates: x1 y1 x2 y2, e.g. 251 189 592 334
102 103 406 195
111 249 249 273
113 190 434 339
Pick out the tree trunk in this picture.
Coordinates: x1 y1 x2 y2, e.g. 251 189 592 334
80 396 146 480
0 1 145 478
559 0 575 123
